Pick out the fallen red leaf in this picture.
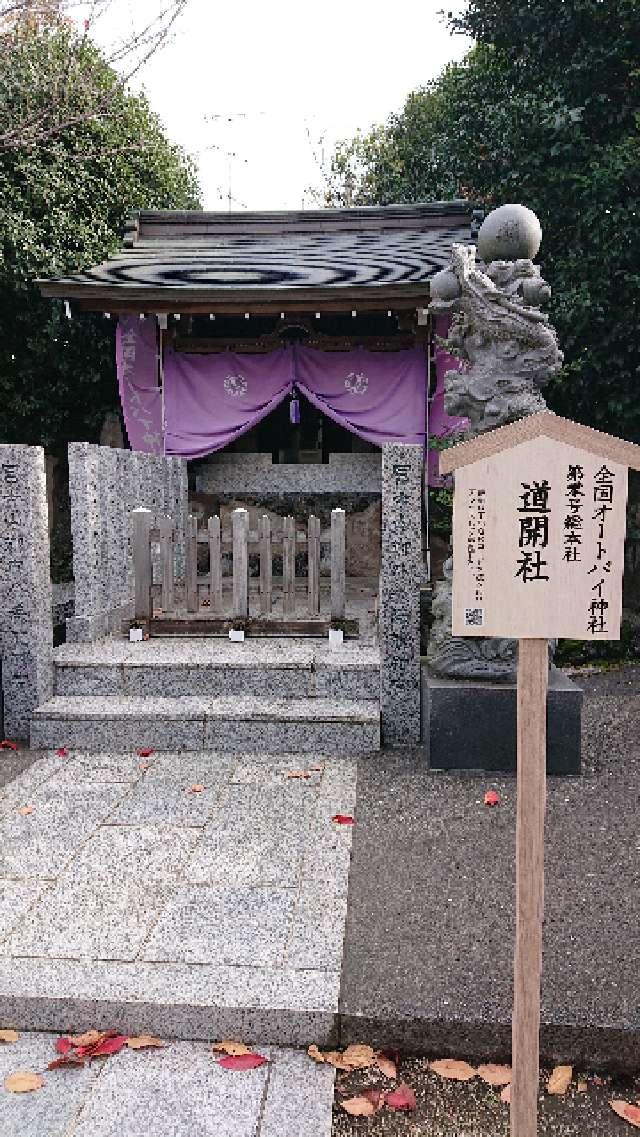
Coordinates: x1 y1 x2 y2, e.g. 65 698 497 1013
332 814 355 825
136 748 155 758
484 790 501 807
385 1082 417 1111
0 740 18 751
48 1054 85 1070
610 1100 640 1128
56 747 69 758
55 1036 74 1055
217 1052 268 1071
77 1035 128 1061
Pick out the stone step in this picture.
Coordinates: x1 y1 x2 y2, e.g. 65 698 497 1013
30 695 381 753
53 639 380 701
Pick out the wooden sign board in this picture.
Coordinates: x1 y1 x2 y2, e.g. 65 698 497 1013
440 413 640 641
440 412 640 1137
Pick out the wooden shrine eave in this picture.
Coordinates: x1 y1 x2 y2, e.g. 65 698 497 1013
36 200 476 314
440 412 640 475
44 282 433 314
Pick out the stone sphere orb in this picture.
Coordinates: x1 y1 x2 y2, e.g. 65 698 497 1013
477 204 542 263
430 267 461 301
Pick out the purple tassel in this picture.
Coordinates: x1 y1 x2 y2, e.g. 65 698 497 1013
290 392 300 425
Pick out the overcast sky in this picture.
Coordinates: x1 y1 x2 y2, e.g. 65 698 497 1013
78 0 473 211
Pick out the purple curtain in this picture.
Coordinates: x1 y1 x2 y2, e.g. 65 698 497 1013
427 314 469 486
116 316 163 454
164 346 294 458
294 345 426 448
116 318 433 467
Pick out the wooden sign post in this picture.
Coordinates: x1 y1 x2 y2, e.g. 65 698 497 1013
440 412 640 1137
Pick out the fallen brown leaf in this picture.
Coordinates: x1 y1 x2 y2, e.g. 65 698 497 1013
477 1063 512 1087
307 1045 350 1070
17 805 34 816
360 1088 385 1111
340 1095 377 1117
430 1058 477 1081
285 771 311 779
126 1035 166 1050
501 1084 511 1104
4 1071 44 1093
187 784 206 794
341 1043 377 1069
376 1052 398 1079
610 1100 640 1128
0 1029 19 1043
212 1040 252 1057
577 1081 588 1093
385 1082 417 1111
67 1029 110 1048
547 1064 572 1095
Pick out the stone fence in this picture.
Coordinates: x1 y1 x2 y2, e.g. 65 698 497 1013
0 445 53 738
67 444 188 643
196 452 381 495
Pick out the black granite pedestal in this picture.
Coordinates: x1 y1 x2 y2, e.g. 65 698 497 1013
424 665 582 774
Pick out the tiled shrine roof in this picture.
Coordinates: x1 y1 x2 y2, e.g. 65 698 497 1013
37 201 475 312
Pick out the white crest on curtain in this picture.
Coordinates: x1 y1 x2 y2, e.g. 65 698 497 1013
224 374 248 397
344 371 369 395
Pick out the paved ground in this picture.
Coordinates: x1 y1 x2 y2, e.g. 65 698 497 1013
0 750 355 1042
0 1031 335 1137
339 665 640 1067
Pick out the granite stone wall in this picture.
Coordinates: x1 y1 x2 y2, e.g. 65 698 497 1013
380 444 423 745
0 446 53 738
67 444 188 642
196 452 382 495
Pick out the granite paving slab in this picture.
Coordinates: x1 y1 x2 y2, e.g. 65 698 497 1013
0 1030 102 1137
0 1035 335 1137
0 752 355 1044
141 884 296 966
0 783 127 879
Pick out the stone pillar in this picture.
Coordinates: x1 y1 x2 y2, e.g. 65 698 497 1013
380 444 423 746
0 446 53 739
67 442 104 642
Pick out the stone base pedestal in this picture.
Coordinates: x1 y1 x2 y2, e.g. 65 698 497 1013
424 665 582 774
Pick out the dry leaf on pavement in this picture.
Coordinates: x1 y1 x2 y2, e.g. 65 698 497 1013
306 1045 351 1070
216 1052 268 1071
127 1035 166 1050
577 1080 588 1093
17 805 34 816
610 1100 640 1128
4 1071 44 1093
430 1058 477 1081
341 1043 377 1069
212 1040 252 1057
501 1084 511 1104
484 790 501 806
187 784 206 794
547 1064 572 1094
0 1030 19 1043
66 1029 112 1048
48 1055 85 1070
332 814 355 825
376 1052 398 1079
477 1063 512 1087
340 1095 377 1117
0 741 18 751
385 1082 417 1111
56 747 68 757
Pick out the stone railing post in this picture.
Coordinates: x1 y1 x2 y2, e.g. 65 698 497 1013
0 445 53 739
380 444 423 746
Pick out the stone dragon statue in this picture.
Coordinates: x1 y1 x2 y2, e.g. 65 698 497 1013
426 204 563 680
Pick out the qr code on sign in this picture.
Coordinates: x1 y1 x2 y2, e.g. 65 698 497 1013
464 607 484 627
